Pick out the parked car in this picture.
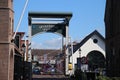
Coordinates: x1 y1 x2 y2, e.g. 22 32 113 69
46 67 56 74
32 67 41 75
51 68 55 73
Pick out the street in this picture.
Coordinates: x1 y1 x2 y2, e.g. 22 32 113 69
32 78 71 80
32 74 72 80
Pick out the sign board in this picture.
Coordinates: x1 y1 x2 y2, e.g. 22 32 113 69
32 24 66 37
81 57 87 64
50 60 56 64
68 63 73 70
81 64 88 72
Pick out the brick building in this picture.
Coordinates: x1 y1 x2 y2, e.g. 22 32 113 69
0 0 14 80
14 32 27 80
32 49 65 74
105 0 120 77
14 32 31 80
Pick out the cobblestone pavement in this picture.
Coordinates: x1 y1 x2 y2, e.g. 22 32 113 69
32 78 71 80
32 75 72 80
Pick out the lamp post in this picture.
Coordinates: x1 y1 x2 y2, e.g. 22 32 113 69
79 48 81 58
22 43 26 61
78 48 81 70
22 43 26 80
69 37 74 75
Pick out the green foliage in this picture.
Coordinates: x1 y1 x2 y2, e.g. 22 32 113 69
98 76 111 80
98 76 120 80
113 77 120 80
81 72 87 80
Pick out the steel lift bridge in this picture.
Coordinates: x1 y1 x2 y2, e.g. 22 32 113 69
28 12 72 75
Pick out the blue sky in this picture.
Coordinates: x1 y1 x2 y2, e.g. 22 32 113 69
14 0 106 49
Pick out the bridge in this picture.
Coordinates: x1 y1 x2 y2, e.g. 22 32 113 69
0 0 73 79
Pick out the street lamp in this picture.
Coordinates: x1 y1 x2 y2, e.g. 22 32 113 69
77 48 81 70
21 43 26 80
79 48 81 58
22 43 26 61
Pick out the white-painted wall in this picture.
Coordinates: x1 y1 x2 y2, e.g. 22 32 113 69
70 34 105 72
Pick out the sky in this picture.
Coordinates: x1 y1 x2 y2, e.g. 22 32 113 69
14 0 106 49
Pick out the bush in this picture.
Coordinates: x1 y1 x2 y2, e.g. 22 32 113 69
74 69 82 80
98 76 120 80
112 77 120 80
81 72 87 80
98 76 111 80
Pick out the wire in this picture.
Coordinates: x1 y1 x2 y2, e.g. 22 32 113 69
13 0 29 39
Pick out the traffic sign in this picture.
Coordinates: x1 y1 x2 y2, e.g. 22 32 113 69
81 57 87 64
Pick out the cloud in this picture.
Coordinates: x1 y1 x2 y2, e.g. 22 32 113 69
31 41 42 49
43 38 62 49
31 38 63 49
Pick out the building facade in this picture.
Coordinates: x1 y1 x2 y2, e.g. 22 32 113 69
0 0 14 80
31 49 65 74
70 30 105 73
14 32 26 80
105 0 120 77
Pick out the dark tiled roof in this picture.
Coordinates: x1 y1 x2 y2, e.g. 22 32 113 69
31 49 62 57
14 32 25 39
73 30 105 53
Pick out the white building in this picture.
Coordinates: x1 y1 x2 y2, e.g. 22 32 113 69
70 30 105 72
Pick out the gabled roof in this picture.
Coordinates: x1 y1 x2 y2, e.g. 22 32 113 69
14 32 25 39
73 30 105 53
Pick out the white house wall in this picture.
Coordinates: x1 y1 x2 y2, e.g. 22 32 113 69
81 35 105 57
70 34 105 71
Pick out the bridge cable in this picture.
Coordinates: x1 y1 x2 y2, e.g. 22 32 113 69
13 0 29 40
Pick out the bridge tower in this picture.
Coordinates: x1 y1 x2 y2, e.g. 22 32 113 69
0 0 14 80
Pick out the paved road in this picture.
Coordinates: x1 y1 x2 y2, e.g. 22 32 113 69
32 78 71 80
32 74 77 80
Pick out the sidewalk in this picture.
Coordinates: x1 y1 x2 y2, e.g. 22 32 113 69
32 74 67 78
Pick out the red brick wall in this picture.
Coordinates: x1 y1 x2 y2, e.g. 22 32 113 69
9 46 14 80
0 9 9 42
0 0 13 42
0 0 14 80
0 44 9 80
0 0 8 8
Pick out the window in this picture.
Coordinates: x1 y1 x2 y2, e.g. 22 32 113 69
93 39 98 43
14 35 20 48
